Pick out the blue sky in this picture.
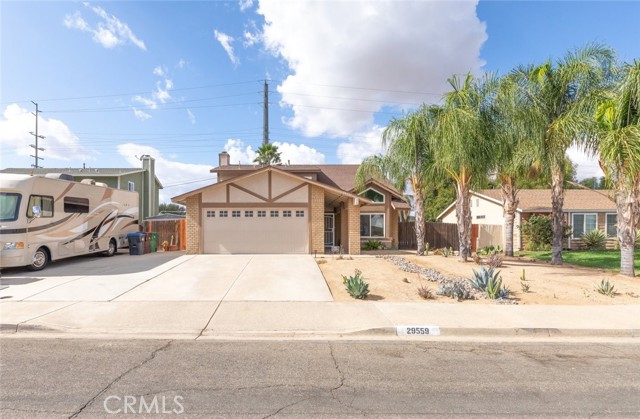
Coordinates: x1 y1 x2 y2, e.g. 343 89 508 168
1 0 639 203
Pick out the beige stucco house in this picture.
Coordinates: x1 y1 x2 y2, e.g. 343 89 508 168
172 152 409 255
438 189 619 250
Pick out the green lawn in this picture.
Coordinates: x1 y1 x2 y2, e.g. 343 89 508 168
517 249 640 274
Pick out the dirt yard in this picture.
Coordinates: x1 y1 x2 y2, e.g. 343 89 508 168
317 251 640 305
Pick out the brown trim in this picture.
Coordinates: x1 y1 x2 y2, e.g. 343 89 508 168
271 183 308 202
229 183 268 202
202 202 307 208
268 171 272 200
225 184 230 203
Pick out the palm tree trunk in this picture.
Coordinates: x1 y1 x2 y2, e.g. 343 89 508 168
414 184 426 256
501 177 519 257
617 180 639 277
551 166 565 265
455 175 472 262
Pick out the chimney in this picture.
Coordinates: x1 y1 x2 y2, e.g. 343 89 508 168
219 151 230 167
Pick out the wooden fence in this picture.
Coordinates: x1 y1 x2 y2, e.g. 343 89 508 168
145 219 186 251
399 221 460 250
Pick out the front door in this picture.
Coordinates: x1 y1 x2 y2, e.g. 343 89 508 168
324 214 335 247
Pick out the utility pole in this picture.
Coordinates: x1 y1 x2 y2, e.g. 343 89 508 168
263 80 269 145
29 101 45 168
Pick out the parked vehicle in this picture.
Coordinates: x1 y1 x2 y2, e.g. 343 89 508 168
0 173 139 271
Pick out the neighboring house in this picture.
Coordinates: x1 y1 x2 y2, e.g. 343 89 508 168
171 151 409 255
1 155 162 220
437 189 620 250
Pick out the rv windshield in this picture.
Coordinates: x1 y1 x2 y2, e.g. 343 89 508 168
0 193 22 222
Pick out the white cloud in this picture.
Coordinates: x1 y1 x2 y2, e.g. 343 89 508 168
239 0 254 12
336 125 385 164
214 30 239 66
567 146 604 181
177 59 187 69
132 108 152 121
221 138 325 165
153 79 173 104
257 0 487 137
132 95 157 110
0 104 88 162
117 143 214 203
63 4 146 50
187 109 196 125
153 65 167 77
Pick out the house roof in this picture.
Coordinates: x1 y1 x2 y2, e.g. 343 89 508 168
211 164 405 200
172 165 374 205
437 188 616 221
0 167 163 188
477 189 616 212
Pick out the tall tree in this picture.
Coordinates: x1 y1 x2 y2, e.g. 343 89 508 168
513 44 615 264
491 76 543 257
433 74 497 261
254 143 282 166
595 60 640 277
355 105 438 255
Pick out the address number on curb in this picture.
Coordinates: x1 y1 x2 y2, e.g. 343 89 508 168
396 326 441 336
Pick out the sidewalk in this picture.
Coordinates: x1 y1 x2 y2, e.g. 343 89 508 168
1 300 638 340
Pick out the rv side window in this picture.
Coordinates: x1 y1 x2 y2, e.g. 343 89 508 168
0 193 22 221
128 182 135 192
27 195 53 218
64 197 90 213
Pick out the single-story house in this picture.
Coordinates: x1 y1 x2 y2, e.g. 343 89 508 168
437 189 620 250
172 151 410 255
1 155 162 220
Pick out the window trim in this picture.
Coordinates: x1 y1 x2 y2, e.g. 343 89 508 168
571 212 598 239
360 188 385 204
360 213 385 238
605 213 617 238
0 192 22 221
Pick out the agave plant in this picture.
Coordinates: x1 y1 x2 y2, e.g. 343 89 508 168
469 266 501 291
595 279 616 297
344 270 370 299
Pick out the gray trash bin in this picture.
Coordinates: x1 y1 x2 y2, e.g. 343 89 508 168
127 233 146 256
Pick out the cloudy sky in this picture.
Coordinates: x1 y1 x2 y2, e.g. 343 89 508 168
2 1 639 202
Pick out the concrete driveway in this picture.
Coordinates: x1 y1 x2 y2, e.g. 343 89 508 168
0 252 333 302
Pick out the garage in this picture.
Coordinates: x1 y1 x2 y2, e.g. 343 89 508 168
202 207 308 254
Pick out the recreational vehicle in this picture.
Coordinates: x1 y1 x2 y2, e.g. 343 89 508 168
0 173 139 271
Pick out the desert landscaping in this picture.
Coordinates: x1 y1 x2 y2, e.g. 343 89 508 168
317 251 640 305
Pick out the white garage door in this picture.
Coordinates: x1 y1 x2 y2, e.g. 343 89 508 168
203 208 308 254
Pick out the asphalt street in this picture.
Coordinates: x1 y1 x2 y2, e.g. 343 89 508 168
1 339 639 418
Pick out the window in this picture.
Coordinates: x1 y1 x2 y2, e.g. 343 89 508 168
206 210 215 217
128 181 135 192
283 210 292 217
245 211 253 217
270 210 279 217
360 213 385 237
258 210 266 218
27 195 54 217
219 210 228 217
606 213 617 238
361 188 384 203
296 210 305 217
232 210 241 218
63 196 89 214
572 213 597 238
0 193 21 221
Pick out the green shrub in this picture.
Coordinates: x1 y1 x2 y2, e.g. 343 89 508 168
636 229 640 249
595 279 616 297
478 245 503 256
343 269 370 299
581 229 607 250
469 266 500 292
520 215 571 251
363 240 382 251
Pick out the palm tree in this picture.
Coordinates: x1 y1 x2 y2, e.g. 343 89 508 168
355 105 438 255
432 74 497 261
491 76 544 257
254 143 282 166
512 44 615 265
595 60 640 277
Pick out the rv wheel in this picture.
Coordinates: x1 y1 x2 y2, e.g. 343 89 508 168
29 248 49 271
105 239 117 257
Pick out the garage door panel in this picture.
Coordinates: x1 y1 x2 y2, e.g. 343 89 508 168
203 209 308 254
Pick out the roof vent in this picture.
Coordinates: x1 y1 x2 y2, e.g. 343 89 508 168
44 173 74 181
81 179 96 185
95 182 108 187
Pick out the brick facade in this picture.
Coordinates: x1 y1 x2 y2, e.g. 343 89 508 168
185 194 201 254
347 198 361 255
389 209 399 249
310 185 325 254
